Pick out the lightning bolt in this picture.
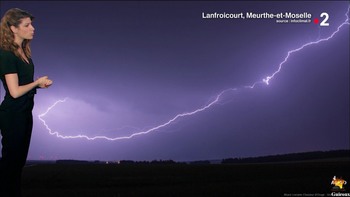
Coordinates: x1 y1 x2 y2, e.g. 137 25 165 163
38 7 350 141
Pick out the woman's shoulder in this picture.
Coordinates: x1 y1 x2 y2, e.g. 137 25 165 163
0 49 18 68
0 49 16 57
0 49 18 63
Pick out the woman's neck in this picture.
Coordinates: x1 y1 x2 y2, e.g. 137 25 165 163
14 36 23 47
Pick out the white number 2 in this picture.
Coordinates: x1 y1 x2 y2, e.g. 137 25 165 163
320 12 329 26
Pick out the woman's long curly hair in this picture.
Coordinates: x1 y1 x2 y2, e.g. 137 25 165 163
0 8 34 60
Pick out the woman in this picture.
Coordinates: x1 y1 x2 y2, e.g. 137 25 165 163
0 8 53 197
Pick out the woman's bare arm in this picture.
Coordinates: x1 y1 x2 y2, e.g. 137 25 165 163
5 73 53 99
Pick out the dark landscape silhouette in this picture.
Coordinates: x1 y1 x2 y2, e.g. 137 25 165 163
21 150 350 197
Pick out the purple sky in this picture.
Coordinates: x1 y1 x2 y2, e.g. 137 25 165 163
1 1 349 161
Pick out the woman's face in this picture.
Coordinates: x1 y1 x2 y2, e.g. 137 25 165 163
11 17 35 41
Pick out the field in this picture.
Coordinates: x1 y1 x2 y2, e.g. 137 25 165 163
22 160 349 197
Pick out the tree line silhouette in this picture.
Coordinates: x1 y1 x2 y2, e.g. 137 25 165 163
54 149 349 165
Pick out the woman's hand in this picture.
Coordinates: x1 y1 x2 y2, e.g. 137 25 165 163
5 74 53 98
36 76 53 88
